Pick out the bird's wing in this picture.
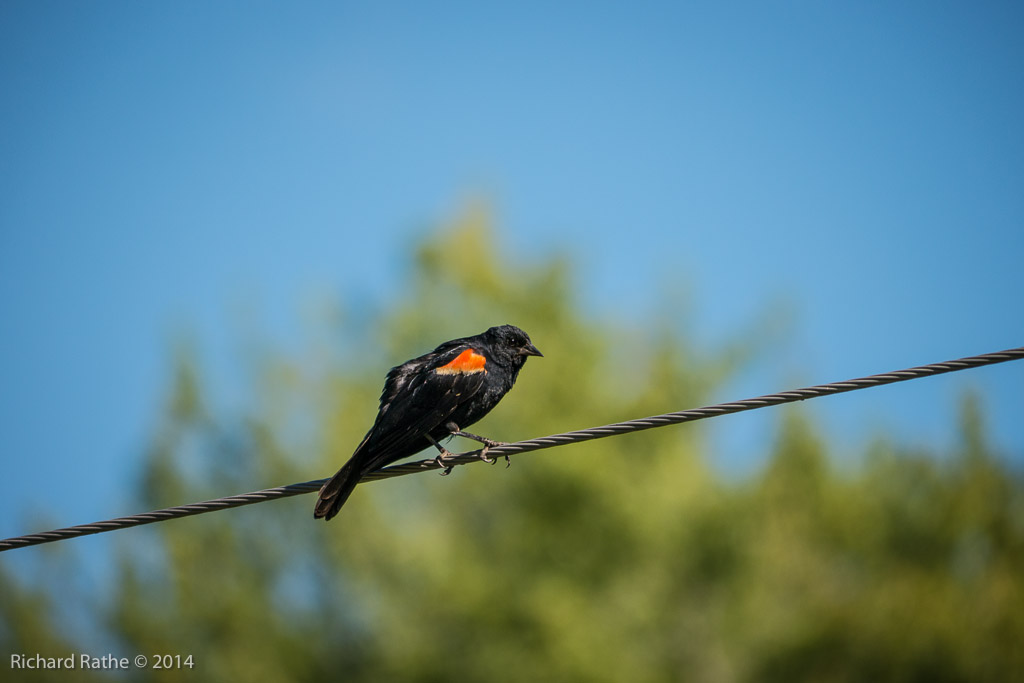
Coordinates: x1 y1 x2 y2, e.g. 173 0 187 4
354 343 489 473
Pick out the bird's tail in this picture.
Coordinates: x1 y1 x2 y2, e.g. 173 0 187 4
314 458 363 521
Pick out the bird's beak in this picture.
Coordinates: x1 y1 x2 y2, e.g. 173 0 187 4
521 342 543 357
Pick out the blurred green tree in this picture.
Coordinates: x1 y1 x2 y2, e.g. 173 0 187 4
2 211 1022 682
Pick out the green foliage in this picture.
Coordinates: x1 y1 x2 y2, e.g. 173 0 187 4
3 210 1023 682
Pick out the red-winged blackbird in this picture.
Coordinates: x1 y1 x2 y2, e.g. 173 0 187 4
314 324 542 521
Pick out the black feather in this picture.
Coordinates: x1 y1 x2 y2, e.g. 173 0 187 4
314 325 540 521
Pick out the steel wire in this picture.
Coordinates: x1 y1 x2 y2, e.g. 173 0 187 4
2 345 1021 552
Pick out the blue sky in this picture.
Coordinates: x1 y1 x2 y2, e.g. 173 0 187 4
2 2 1023 549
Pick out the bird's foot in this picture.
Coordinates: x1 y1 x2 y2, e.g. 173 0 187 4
450 429 506 449
477 445 512 468
446 427 510 467
432 428 511 472
433 449 457 476
424 434 459 476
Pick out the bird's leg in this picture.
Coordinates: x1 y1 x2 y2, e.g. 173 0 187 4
424 434 457 476
445 423 509 467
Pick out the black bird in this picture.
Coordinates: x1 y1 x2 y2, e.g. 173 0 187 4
314 324 542 521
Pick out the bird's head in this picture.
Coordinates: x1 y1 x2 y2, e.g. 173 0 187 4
485 325 542 366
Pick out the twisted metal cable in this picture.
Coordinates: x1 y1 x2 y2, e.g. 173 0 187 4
2 345 1022 552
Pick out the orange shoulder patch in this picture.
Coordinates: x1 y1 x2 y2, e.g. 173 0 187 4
435 348 487 375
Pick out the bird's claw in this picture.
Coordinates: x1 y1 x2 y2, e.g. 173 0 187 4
480 446 511 468
431 449 457 476
428 439 510 474
480 438 508 466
